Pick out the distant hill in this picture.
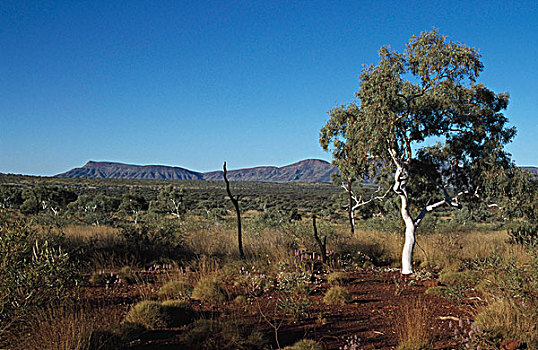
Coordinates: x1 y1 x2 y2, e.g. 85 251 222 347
521 166 538 175
57 159 339 183
57 161 204 180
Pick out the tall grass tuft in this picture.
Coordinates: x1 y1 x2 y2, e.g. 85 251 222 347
395 298 431 350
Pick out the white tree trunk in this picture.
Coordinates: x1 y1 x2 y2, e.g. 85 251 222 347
399 194 416 275
390 154 416 275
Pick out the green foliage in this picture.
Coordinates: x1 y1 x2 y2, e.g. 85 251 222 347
150 184 186 218
0 215 78 324
191 277 226 303
67 194 120 225
179 319 270 350
119 188 148 224
119 220 185 265
20 184 77 215
0 185 23 209
323 286 351 305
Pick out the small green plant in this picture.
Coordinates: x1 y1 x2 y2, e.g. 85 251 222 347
158 280 193 300
277 292 312 321
323 286 351 305
284 339 323 350
191 277 226 303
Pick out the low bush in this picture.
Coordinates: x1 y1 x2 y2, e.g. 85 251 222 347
323 286 351 305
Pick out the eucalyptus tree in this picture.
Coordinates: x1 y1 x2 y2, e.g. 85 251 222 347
321 30 515 274
119 189 148 224
150 185 186 219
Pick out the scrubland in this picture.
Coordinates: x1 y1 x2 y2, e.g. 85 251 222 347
0 178 536 349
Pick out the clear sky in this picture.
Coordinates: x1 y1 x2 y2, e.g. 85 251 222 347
1 1 537 176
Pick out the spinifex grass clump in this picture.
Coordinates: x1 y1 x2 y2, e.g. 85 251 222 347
323 286 351 305
161 300 197 327
396 299 431 350
179 319 269 350
191 277 226 303
326 271 348 285
283 339 323 350
158 280 193 300
124 301 169 329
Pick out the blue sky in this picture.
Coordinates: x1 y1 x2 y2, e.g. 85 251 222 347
1 1 537 175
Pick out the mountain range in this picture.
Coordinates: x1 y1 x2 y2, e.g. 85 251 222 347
56 160 538 183
56 159 339 183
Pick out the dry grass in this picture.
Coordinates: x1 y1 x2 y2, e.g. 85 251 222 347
395 298 432 350
475 298 538 348
11 303 125 350
60 225 120 245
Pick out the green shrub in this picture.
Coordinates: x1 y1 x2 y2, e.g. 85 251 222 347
158 280 193 300
284 339 323 350
179 319 269 350
0 217 79 324
323 286 351 305
161 300 197 326
191 278 226 303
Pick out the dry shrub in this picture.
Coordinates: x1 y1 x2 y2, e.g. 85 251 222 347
396 298 431 350
11 303 124 350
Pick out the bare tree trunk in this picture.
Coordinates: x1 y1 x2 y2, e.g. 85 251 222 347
347 182 355 235
391 159 415 275
312 215 327 264
223 162 245 260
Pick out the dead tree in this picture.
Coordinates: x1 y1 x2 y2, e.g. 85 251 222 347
223 162 245 259
312 215 327 264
